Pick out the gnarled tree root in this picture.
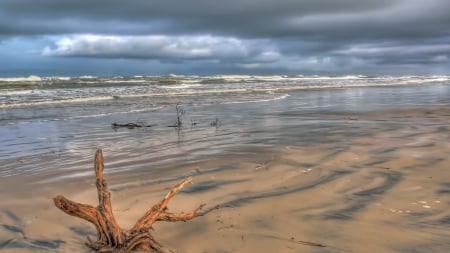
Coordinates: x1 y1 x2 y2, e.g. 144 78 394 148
53 149 217 252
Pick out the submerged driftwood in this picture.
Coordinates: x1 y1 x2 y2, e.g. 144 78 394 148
112 122 153 129
53 149 216 252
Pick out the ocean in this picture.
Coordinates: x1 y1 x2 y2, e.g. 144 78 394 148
1 75 449 179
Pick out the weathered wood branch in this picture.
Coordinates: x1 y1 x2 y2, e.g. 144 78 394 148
112 123 153 128
53 148 215 252
130 177 192 233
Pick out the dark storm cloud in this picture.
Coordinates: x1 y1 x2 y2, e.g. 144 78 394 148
0 0 437 38
0 0 397 36
0 0 449 75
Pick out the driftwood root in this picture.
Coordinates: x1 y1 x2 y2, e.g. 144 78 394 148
53 149 217 252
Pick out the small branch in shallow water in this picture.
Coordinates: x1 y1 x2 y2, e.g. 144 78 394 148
53 149 216 253
167 104 185 128
112 122 153 129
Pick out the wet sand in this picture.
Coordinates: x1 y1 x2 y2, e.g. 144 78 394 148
1 106 450 252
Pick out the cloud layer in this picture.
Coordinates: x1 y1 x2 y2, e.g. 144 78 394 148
42 35 279 62
1 0 449 75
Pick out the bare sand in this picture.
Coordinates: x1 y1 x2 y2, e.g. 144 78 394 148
1 107 450 252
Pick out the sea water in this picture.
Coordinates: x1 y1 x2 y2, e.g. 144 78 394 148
0 75 449 179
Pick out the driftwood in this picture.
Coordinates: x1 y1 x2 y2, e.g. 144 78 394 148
112 122 152 129
53 149 217 252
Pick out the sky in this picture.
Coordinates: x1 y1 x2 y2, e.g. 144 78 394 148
1 0 450 77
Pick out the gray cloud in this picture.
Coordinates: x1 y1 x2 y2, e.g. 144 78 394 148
0 0 449 75
42 35 280 62
2 0 448 38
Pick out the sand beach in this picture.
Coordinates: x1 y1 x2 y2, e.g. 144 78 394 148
1 107 450 252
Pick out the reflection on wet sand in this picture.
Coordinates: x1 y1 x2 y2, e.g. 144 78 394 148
1 107 450 252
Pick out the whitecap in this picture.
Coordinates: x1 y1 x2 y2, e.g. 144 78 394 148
0 75 42 82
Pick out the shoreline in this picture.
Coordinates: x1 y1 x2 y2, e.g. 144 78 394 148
1 105 450 252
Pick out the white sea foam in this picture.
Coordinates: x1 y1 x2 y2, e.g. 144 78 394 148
0 95 113 108
223 93 290 105
163 83 201 89
0 90 33 95
104 79 149 83
113 88 250 99
50 76 71 81
0 75 42 82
